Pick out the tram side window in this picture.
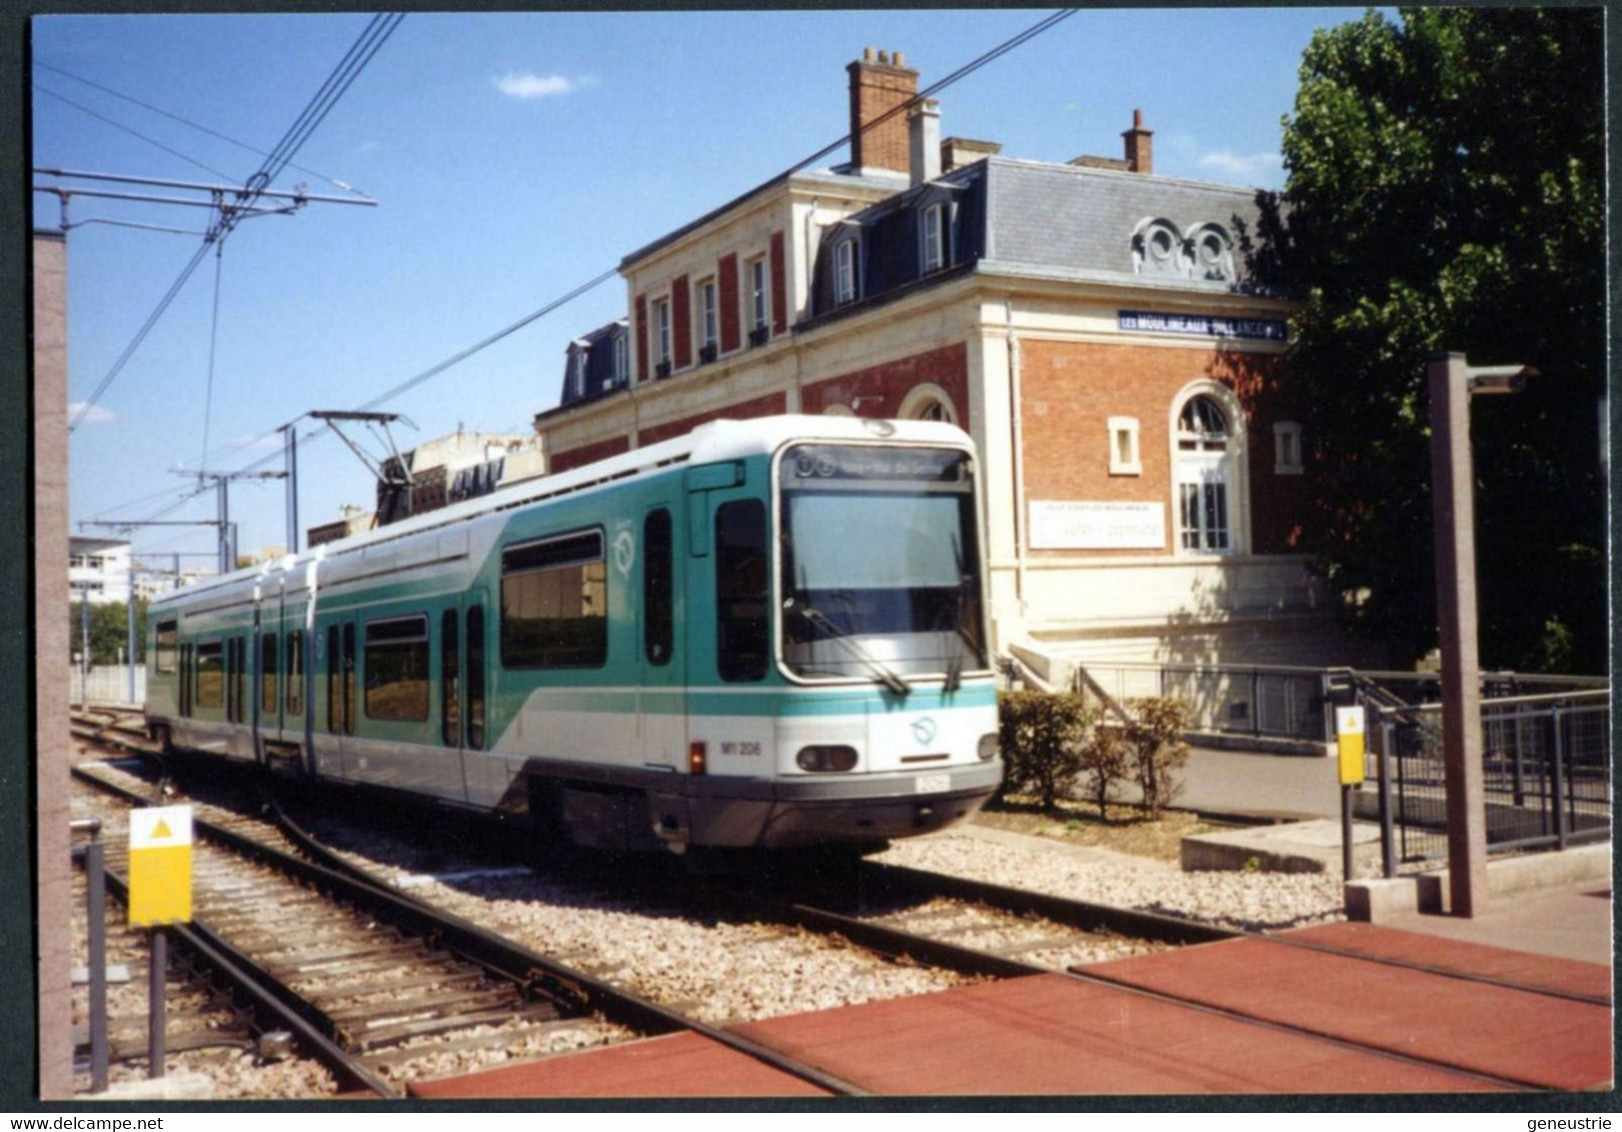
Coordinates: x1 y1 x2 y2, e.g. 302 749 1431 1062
326 625 341 734
364 615 429 722
644 509 673 666
286 631 304 716
715 499 768 682
196 642 224 709
155 621 178 675
501 531 607 669
441 611 459 747
261 633 279 715
466 605 485 751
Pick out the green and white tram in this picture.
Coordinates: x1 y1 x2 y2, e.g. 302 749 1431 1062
146 415 1002 854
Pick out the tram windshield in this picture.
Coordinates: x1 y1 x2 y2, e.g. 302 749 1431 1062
778 443 987 687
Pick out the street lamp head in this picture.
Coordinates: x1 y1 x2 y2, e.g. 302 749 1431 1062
1465 364 1537 396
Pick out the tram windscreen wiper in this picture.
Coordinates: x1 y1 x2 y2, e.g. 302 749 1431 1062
785 599 911 697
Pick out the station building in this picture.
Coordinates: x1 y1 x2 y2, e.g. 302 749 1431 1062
536 49 1358 677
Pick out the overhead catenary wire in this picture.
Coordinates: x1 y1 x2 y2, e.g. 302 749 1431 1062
105 11 1070 544
34 59 368 196
33 83 239 182
66 12 403 434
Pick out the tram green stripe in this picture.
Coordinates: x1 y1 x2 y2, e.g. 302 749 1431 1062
512 683 997 717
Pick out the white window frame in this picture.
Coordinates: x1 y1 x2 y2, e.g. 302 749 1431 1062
897 382 959 425
1108 416 1141 476
653 298 672 366
834 237 859 305
921 203 946 273
1169 383 1248 557
748 257 769 331
612 331 628 386
1274 421 1303 475
698 278 718 351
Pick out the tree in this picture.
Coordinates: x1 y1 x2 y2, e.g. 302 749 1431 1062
1267 8 1605 673
70 600 147 666
1122 697 1190 821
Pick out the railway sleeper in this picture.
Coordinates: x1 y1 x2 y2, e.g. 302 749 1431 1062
325 985 519 1025
271 948 454 980
348 1005 561 1052
258 939 426 968
356 1016 598 1073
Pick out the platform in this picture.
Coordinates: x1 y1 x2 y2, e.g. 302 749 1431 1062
414 921 1610 1097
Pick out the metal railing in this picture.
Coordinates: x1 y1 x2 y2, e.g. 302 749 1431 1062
1074 661 1335 742
1369 692 1611 874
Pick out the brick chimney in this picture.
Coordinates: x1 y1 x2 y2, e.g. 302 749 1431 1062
1122 109 1153 174
847 47 919 175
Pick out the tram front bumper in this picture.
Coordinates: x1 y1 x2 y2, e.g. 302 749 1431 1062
684 759 1004 849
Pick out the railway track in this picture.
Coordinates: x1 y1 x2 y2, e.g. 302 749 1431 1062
71 715 1602 1097
69 746 865 1096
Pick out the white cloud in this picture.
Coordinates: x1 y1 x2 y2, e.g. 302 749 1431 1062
69 402 114 425
1197 150 1284 180
493 72 597 100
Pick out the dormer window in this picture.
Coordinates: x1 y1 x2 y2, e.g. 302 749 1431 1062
922 203 946 273
834 237 859 305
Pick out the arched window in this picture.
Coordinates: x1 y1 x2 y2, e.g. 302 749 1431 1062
1172 388 1245 554
898 382 959 425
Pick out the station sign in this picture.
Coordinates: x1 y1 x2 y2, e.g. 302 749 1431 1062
128 805 193 928
1335 706 1366 786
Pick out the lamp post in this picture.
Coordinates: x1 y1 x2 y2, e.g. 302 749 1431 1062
1427 352 1534 918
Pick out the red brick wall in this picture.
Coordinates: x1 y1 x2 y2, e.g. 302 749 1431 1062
549 434 632 475
671 274 691 369
847 56 918 173
637 392 788 448
770 231 787 335
1018 340 1296 557
634 293 648 382
719 253 740 354
801 343 971 430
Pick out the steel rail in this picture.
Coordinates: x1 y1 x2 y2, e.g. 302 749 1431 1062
265 799 866 1097
70 777 396 1097
731 881 1541 1094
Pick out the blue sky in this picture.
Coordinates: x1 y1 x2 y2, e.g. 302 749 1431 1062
33 8 1370 572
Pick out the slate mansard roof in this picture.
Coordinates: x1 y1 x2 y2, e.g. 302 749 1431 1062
806 157 1279 326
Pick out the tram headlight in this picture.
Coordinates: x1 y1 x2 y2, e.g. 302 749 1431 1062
977 733 999 762
796 745 858 772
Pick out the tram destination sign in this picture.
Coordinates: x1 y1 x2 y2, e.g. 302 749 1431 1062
1119 309 1288 342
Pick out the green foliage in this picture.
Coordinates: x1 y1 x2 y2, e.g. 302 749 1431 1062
997 690 1089 810
1122 697 1191 821
69 600 147 666
1267 8 1606 673
1077 719 1131 823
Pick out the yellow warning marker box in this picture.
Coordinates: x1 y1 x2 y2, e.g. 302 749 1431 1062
1335 706 1367 786
128 805 193 928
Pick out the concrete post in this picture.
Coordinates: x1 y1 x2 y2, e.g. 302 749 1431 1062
1427 352 1489 917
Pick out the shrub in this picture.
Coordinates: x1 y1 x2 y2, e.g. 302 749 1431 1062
1077 717 1131 822
997 690 1088 809
1122 696 1192 819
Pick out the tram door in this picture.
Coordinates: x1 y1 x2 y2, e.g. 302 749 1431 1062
456 590 490 803
638 505 685 769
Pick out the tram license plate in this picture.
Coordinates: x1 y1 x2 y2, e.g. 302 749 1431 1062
914 773 951 794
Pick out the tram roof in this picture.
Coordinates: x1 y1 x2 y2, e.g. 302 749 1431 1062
152 415 971 609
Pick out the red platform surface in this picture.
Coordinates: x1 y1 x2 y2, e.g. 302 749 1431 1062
1284 922 1612 1002
729 974 1501 1095
408 1032 831 1099
1084 937 1612 1091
